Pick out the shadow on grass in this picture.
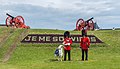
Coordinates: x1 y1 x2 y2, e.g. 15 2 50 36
49 59 83 62
49 59 59 62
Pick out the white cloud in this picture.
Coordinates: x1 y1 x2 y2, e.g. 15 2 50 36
0 0 120 30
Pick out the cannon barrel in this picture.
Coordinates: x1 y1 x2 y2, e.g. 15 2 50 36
6 13 14 19
86 17 94 23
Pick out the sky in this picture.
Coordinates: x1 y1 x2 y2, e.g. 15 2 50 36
0 0 120 30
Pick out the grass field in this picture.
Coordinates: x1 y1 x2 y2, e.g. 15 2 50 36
0 28 120 69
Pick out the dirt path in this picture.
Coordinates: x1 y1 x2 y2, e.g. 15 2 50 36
0 32 14 48
2 44 16 62
2 29 29 62
0 29 13 48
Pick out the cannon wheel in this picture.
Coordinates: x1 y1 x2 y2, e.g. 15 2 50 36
14 16 25 28
88 20 94 30
76 18 85 31
6 17 14 27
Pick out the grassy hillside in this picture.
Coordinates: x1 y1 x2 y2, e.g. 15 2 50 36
0 28 28 61
0 28 120 69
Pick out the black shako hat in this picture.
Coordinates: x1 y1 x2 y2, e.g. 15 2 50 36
64 31 70 38
81 27 87 37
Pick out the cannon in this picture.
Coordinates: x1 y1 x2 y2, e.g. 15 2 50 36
76 17 94 31
6 13 30 29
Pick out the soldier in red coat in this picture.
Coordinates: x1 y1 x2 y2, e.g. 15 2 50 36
63 31 72 61
80 35 90 61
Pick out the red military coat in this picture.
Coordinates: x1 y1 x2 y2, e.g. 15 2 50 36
63 38 72 50
80 37 90 50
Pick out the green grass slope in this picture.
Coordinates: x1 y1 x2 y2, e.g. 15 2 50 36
0 28 28 61
0 28 120 69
